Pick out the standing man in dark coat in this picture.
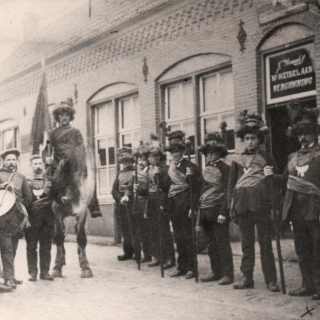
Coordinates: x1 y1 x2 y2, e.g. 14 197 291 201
266 102 320 299
228 111 279 292
0 148 32 289
197 128 234 285
112 147 135 261
25 155 54 281
166 131 201 279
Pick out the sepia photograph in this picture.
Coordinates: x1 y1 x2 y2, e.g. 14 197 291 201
0 0 320 319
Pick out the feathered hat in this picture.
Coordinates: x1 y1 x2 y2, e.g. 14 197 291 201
287 100 319 136
53 98 76 122
116 146 134 163
235 109 269 143
165 130 186 152
198 122 228 157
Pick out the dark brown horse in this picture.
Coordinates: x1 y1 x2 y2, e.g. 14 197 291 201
51 146 95 278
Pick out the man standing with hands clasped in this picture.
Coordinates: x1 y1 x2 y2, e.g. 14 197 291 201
265 102 320 300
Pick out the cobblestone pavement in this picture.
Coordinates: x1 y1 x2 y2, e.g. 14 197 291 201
1 237 320 320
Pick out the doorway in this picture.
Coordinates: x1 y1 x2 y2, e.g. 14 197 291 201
268 99 317 173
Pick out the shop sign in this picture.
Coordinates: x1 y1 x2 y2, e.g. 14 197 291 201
265 45 316 104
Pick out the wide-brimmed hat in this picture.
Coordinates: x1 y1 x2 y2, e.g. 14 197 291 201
288 100 319 136
235 110 269 143
198 122 228 157
165 130 186 152
1 148 20 160
53 98 76 122
117 147 133 163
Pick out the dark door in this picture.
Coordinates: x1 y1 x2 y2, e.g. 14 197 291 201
268 99 316 173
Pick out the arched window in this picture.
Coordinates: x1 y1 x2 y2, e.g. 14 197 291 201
89 83 140 198
0 119 19 152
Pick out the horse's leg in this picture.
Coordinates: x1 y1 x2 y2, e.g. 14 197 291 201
74 207 93 278
52 202 67 277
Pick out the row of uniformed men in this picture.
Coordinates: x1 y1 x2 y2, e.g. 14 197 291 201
112 104 320 300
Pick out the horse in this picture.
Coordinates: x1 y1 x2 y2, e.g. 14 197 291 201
50 145 95 278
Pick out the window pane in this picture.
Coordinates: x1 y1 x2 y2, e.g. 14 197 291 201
167 84 180 120
122 133 132 148
96 104 107 135
181 80 193 118
221 113 235 150
98 168 108 195
121 98 132 129
3 129 14 150
203 74 218 113
204 116 218 135
219 71 234 111
183 120 195 155
97 139 106 166
107 137 115 165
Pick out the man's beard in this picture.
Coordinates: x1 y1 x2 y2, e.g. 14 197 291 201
7 164 16 171
35 168 43 174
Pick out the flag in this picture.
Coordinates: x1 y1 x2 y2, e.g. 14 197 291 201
31 71 52 155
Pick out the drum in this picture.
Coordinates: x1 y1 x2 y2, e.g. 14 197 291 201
0 189 28 235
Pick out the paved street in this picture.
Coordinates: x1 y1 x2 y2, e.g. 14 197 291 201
1 237 320 320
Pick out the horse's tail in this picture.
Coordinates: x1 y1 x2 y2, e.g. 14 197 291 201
77 144 96 207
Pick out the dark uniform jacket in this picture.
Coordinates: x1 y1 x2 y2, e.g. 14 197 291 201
276 144 320 221
111 166 135 203
200 160 230 222
49 125 84 170
227 149 279 220
168 158 201 210
28 173 54 228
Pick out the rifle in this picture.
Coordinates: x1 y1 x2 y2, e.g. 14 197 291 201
269 174 286 294
185 138 199 283
134 153 141 271
155 169 164 278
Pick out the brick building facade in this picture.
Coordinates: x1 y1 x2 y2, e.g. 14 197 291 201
0 0 319 240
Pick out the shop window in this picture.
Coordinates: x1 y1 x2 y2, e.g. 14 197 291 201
0 119 19 153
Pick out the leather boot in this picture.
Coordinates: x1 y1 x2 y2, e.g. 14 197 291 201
0 282 12 292
201 273 222 283
218 276 234 285
233 276 254 289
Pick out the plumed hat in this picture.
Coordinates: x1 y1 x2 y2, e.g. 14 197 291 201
198 122 228 157
53 98 76 122
1 148 20 160
116 146 133 163
165 130 186 152
235 109 269 143
288 100 319 135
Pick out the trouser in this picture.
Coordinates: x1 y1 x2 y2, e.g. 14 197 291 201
202 218 234 278
291 216 320 291
237 212 277 284
0 232 14 280
132 196 151 260
25 224 54 277
118 203 134 257
148 195 175 262
169 194 194 272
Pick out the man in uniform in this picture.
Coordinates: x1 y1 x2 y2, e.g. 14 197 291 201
197 128 234 285
25 155 54 281
266 102 320 299
112 147 135 261
228 111 279 292
146 144 175 270
166 131 201 279
0 148 32 289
